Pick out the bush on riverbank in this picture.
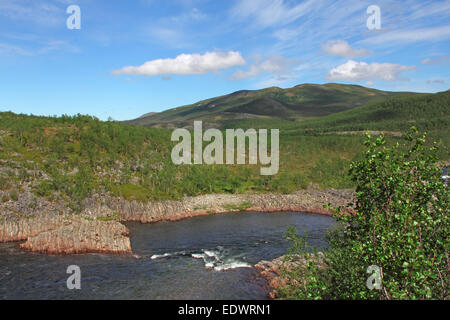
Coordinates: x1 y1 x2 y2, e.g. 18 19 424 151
279 128 449 300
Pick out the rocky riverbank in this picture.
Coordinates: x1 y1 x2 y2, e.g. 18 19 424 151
0 188 353 255
255 253 327 299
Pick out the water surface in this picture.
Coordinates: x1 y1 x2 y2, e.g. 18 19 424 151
0 212 335 299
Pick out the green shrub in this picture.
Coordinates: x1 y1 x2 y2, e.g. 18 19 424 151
279 128 449 300
1 194 9 203
0 174 12 191
33 181 53 198
9 189 19 201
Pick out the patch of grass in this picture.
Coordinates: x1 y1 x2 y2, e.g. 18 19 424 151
0 174 12 191
96 211 121 221
96 216 114 221
193 205 208 211
110 183 150 202
9 189 18 201
223 201 253 211
33 181 53 198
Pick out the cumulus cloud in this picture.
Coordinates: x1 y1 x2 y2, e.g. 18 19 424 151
231 55 299 80
112 51 246 76
327 60 415 82
322 40 371 58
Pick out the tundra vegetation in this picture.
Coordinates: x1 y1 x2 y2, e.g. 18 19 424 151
0 91 448 214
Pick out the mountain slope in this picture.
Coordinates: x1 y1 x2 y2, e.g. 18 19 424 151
289 89 450 136
126 83 414 128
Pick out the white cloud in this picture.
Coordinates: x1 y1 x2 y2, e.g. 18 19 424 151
269 1 369 50
231 55 299 80
230 0 315 29
0 0 64 27
112 51 246 76
168 8 207 24
426 79 445 84
327 60 415 82
0 42 32 56
360 25 450 45
407 1 450 21
322 40 371 58
421 55 450 65
0 40 79 56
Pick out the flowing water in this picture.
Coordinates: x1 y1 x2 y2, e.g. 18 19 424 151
0 212 336 300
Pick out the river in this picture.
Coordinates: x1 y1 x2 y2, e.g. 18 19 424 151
0 211 336 299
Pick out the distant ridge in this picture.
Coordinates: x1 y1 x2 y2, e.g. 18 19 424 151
138 112 158 118
125 83 416 129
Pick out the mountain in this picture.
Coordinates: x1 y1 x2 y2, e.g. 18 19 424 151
125 83 415 129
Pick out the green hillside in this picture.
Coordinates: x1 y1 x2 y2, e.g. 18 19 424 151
278 89 450 154
291 89 449 133
0 112 362 213
127 83 413 128
0 89 448 214
224 89 449 138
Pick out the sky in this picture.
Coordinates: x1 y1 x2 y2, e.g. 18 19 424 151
0 0 449 121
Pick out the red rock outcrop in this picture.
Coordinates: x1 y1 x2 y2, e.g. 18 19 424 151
99 189 354 223
255 253 327 299
0 189 353 255
19 216 130 255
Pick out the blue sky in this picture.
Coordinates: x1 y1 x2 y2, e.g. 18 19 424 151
0 0 449 121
